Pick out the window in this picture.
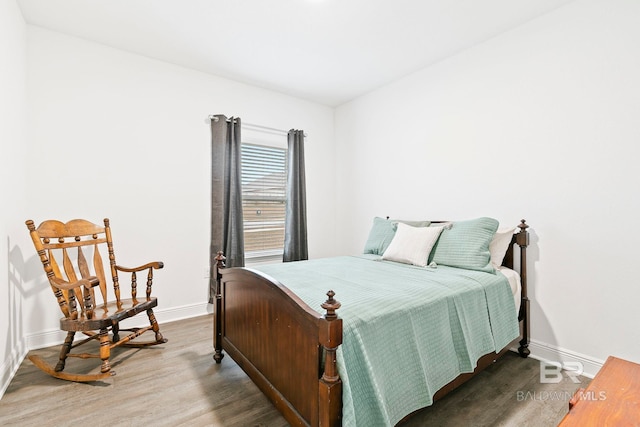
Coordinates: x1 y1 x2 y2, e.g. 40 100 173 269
241 142 287 263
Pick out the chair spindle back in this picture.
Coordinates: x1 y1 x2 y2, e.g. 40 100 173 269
26 218 119 319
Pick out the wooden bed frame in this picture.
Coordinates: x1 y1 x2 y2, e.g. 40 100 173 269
213 220 530 426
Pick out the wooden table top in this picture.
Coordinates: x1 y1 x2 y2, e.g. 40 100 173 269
558 355 640 426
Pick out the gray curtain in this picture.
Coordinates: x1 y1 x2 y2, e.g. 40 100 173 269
283 129 308 262
210 115 244 302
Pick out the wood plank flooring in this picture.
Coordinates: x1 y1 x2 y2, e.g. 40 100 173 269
0 315 586 426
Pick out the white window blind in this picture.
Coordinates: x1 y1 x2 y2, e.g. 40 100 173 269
241 143 287 261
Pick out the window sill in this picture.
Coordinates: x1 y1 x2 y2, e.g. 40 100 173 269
245 253 283 267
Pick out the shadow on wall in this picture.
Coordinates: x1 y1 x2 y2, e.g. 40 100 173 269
525 228 559 355
4 235 51 387
522 227 599 375
3 237 26 394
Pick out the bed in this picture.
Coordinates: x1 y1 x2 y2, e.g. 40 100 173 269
212 217 530 426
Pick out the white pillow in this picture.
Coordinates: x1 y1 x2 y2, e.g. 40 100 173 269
489 227 516 268
382 222 443 267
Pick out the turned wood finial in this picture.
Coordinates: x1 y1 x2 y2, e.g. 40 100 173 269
516 219 529 249
321 290 341 320
215 251 226 269
518 219 529 232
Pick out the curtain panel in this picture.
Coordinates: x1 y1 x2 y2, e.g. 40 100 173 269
209 115 245 302
283 129 308 262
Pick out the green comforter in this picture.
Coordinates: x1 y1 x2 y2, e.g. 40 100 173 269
256 255 519 426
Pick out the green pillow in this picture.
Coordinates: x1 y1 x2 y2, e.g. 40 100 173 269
430 217 499 272
363 217 432 255
363 217 397 255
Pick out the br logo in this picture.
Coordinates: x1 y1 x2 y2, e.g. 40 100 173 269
539 361 583 384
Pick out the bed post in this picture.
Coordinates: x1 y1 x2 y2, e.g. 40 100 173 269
319 290 343 427
213 251 226 363
516 220 530 358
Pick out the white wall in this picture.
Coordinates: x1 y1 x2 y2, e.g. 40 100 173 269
335 0 640 375
19 27 335 349
7 0 638 396
0 0 28 397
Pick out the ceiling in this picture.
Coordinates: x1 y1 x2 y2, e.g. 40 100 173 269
17 0 575 107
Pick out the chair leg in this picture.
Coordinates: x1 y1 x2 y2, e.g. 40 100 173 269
55 331 75 372
29 329 114 382
98 328 112 373
112 322 120 342
147 309 167 343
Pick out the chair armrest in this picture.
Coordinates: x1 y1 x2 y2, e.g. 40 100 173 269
50 276 100 291
115 262 163 299
51 276 100 319
115 261 164 273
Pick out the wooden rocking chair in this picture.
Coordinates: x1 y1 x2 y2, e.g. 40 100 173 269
25 218 167 382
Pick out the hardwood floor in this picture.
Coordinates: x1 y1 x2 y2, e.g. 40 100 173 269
0 315 586 426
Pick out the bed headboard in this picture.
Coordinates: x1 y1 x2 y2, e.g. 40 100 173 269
507 219 529 357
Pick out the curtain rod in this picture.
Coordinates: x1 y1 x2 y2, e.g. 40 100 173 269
205 115 306 137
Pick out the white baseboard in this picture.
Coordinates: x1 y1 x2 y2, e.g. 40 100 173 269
0 302 211 401
5 314 603 402
0 337 27 401
26 328 68 351
525 339 605 379
154 302 211 324
26 302 211 351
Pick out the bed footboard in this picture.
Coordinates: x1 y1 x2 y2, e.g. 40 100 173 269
213 252 342 426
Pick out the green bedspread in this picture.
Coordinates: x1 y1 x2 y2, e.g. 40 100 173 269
256 255 519 426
